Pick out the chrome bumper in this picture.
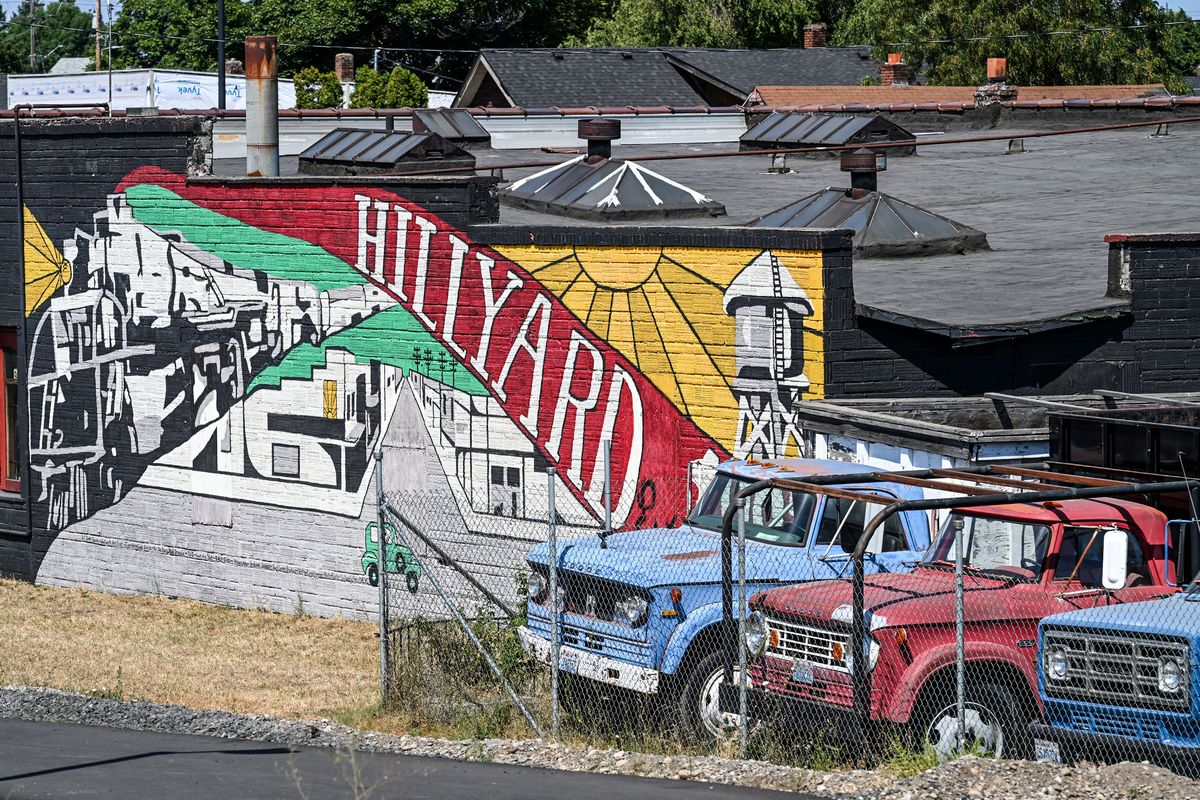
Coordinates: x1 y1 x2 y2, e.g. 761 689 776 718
517 626 659 694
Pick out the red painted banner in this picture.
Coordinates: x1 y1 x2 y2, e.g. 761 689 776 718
116 167 728 527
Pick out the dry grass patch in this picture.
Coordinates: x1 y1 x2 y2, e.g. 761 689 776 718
0 578 378 719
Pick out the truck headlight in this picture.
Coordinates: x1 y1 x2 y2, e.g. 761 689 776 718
615 595 648 627
527 570 546 602
1158 656 1186 694
745 611 769 656
1045 646 1070 681
845 638 880 672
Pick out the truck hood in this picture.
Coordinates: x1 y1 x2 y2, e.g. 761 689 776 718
1041 590 1195 640
526 526 828 589
755 568 1042 630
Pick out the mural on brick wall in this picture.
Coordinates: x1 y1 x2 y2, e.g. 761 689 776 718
22 166 824 608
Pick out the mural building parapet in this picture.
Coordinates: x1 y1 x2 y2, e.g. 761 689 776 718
5 135 850 617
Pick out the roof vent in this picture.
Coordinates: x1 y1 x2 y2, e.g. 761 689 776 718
298 128 475 176
413 108 491 148
741 112 915 156
749 150 988 258
579 117 620 161
841 148 879 196
499 117 725 221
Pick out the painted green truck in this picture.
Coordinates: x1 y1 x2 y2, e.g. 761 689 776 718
361 521 421 593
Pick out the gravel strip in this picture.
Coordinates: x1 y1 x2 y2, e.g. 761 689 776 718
2 686 1197 798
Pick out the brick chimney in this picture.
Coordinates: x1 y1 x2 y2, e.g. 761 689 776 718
803 22 828 48
975 56 1017 106
880 53 909 86
334 52 355 83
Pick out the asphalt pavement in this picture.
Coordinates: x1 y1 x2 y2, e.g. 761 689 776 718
0 718 804 799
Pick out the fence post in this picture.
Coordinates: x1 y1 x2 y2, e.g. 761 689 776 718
375 448 389 706
547 466 560 740
379 501 545 738
736 497 749 757
602 438 612 548
954 516 966 753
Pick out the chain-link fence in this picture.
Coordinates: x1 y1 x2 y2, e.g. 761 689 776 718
369 455 1200 776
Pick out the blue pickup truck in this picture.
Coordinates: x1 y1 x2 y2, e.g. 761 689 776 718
517 457 931 740
1032 530 1200 775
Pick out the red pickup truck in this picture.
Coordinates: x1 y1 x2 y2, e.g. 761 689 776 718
740 497 1177 759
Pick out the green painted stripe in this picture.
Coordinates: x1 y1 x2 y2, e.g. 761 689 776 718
124 183 366 293
248 305 489 397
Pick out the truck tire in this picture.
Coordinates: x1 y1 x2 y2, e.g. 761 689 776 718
366 564 379 587
672 649 741 743
917 678 1034 761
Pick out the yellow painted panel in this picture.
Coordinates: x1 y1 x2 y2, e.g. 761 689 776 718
23 206 72 317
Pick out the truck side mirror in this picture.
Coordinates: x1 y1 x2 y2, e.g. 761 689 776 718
1101 528 1129 591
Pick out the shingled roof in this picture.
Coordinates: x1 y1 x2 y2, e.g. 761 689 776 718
455 47 880 108
666 47 876 99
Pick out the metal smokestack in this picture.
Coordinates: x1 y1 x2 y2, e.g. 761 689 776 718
841 148 879 196
578 118 620 162
245 35 279 177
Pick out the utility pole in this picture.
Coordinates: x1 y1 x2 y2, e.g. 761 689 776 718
217 0 226 110
29 0 37 72
94 0 102 72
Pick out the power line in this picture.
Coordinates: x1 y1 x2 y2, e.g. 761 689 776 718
882 18 1200 48
6 13 1200 66
6 19 480 56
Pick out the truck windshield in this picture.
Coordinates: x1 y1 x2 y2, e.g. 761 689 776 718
922 512 1052 581
688 473 818 545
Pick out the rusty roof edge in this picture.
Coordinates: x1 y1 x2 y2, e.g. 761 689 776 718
4 95 1200 119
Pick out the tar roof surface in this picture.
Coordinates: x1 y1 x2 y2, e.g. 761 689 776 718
482 124 1200 329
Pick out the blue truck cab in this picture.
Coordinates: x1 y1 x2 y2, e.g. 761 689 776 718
1033 583 1200 774
517 458 931 740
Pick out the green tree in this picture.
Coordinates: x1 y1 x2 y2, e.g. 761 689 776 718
833 0 1196 93
105 0 607 84
0 0 95 73
112 0 254 71
349 65 428 108
292 66 344 108
576 0 820 48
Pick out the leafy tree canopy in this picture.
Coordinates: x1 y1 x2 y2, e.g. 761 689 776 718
349 65 428 107
576 0 822 48
106 0 606 86
0 0 95 73
833 0 1200 92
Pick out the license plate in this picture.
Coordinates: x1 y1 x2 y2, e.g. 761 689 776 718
791 660 815 685
1034 739 1061 763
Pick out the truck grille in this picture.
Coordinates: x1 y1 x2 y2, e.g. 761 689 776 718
1043 627 1192 712
764 614 850 673
532 569 645 629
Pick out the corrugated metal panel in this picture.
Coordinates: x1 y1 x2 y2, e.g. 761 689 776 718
749 188 987 257
299 128 468 169
501 155 725 220
741 111 914 153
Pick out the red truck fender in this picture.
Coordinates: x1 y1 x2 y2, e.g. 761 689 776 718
881 640 1042 724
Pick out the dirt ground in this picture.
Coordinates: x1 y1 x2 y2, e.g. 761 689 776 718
0 578 380 720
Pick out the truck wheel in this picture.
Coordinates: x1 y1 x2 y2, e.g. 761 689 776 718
366 564 379 587
406 571 419 594
673 649 742 742
918 679 1033 761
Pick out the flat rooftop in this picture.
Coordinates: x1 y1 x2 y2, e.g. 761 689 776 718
213 121 1200 335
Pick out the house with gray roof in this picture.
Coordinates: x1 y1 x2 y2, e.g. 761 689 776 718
454 47 878 108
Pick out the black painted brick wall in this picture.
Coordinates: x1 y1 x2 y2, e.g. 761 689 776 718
822 238 1200 398
0 116 206 573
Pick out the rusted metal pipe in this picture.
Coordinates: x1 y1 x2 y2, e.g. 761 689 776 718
245 35 279 177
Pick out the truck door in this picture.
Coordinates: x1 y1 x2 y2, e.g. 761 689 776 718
1051 526 1174 608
